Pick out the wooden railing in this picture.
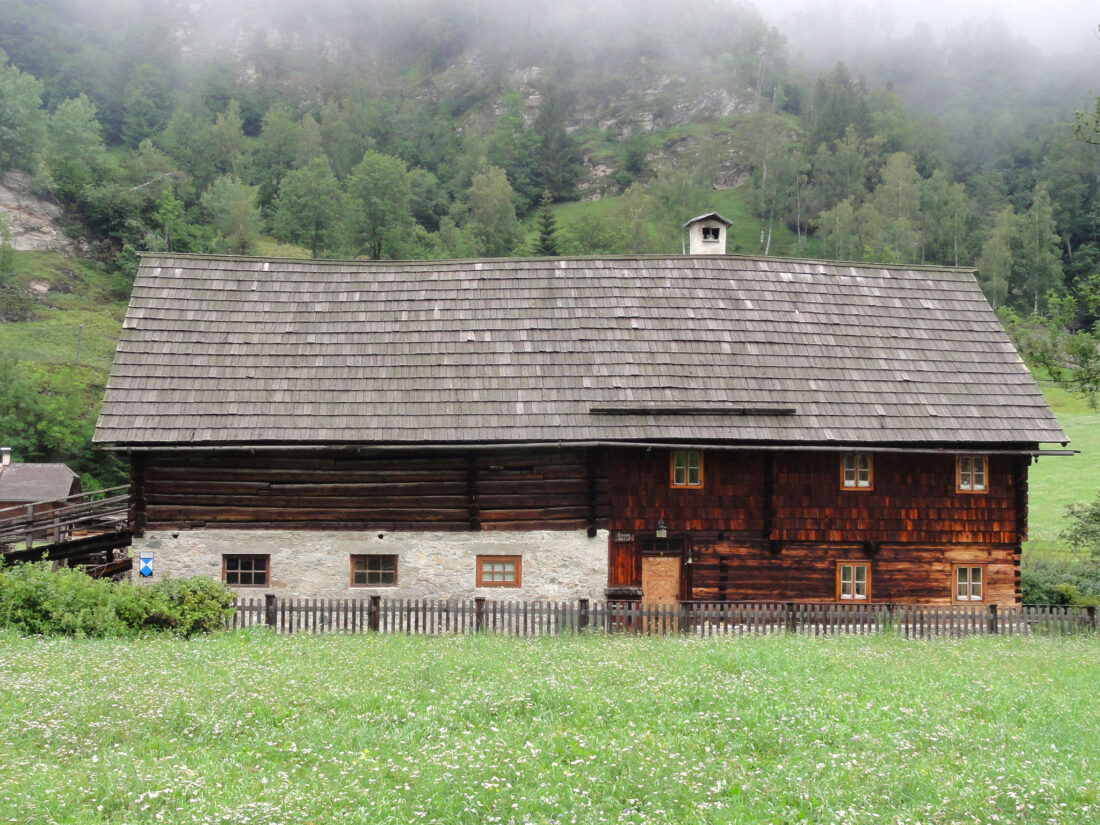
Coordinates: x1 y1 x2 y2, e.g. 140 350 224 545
0 485 129 552
228 597 1100 638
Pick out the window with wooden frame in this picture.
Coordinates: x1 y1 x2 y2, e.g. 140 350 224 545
351 554 397 587
841 453 873 489
956 454 988 493
476 555 521 588
223 554 269 587
836 561 870 601
670 449 703 489
953 565 985 602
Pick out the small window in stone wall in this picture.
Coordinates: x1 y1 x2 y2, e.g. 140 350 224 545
477 555 521 587
351 554 397 586
223 554 269 587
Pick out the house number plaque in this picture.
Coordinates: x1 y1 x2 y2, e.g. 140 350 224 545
613 532 634 543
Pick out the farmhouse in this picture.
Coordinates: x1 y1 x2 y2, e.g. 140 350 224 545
93 219 1066 608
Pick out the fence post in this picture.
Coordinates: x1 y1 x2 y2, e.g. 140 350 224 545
475 597 486 633
24 503 34 550
886 603 896 633
578 598 590 632
1087 605 1097 635
264 594 277 628
785 601 796 633
987 603 999 635
368 595 381 632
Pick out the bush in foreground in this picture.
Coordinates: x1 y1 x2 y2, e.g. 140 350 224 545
1021 555 1100 606
0 562 234 637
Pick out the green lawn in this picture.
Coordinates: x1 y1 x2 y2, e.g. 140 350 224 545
1026 385 1100 557
1 632 1097 824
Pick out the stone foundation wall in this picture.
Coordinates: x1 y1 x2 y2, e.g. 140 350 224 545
132 529 608 601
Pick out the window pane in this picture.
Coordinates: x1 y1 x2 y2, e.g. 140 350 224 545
352 556 396 586
971 568 982 598
673 451 686 485
225 556 267 586
973 459 986 490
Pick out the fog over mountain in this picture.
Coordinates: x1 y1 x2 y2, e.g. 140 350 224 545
759 0 1098 56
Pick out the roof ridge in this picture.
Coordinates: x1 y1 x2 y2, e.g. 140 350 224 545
136 251 977 275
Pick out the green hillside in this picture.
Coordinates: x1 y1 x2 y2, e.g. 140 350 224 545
1026 385 1100 556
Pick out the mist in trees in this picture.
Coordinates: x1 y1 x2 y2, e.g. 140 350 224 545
0 0 1095 330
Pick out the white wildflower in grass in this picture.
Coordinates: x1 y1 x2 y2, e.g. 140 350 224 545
0 632 1097 823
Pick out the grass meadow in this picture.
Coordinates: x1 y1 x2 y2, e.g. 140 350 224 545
1 632 1098 825
1025 384 1100 557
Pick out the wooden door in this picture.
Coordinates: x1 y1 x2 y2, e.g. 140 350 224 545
639 537 686 606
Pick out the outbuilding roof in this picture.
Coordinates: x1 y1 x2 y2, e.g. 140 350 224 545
0 463 79 504
93 253 1066 449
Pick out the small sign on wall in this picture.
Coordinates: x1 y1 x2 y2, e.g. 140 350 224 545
613 532 634 543
138 553 153 577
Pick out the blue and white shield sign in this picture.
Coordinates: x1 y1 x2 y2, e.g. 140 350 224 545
138 553 153 578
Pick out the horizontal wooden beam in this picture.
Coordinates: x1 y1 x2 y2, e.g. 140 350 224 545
589 406 797 416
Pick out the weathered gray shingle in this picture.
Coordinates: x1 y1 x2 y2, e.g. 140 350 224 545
93 253 1067 448
0 464 79 504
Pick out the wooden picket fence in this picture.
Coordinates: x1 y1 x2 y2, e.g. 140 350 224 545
228 596 1100 639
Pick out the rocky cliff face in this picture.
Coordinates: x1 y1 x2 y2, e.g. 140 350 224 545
0 172 83 255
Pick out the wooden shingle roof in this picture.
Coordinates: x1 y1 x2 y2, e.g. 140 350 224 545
0 463 79 504
93 253 1066 449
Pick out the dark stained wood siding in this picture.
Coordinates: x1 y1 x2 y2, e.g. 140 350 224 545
138 449 609 532
606 448 765 536
772 452 1019 545
605 448 1028 605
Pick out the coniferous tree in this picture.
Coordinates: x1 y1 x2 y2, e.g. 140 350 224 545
533 87 584 202
534 190 559 256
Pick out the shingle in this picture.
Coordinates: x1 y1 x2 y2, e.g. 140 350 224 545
92 253 1067 448
0 464 79 503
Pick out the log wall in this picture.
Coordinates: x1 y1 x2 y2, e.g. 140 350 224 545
136 449 609 533
687 538 1018 606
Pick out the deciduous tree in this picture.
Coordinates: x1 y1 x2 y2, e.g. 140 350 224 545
465 165 521 257
272 157 344 258
43 94 109 202
200 176 260 255
344 150 413 260
0 51 45 171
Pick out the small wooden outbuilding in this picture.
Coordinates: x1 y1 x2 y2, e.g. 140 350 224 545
0 452 81 513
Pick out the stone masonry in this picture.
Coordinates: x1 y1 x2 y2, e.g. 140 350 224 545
132 529 608 601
